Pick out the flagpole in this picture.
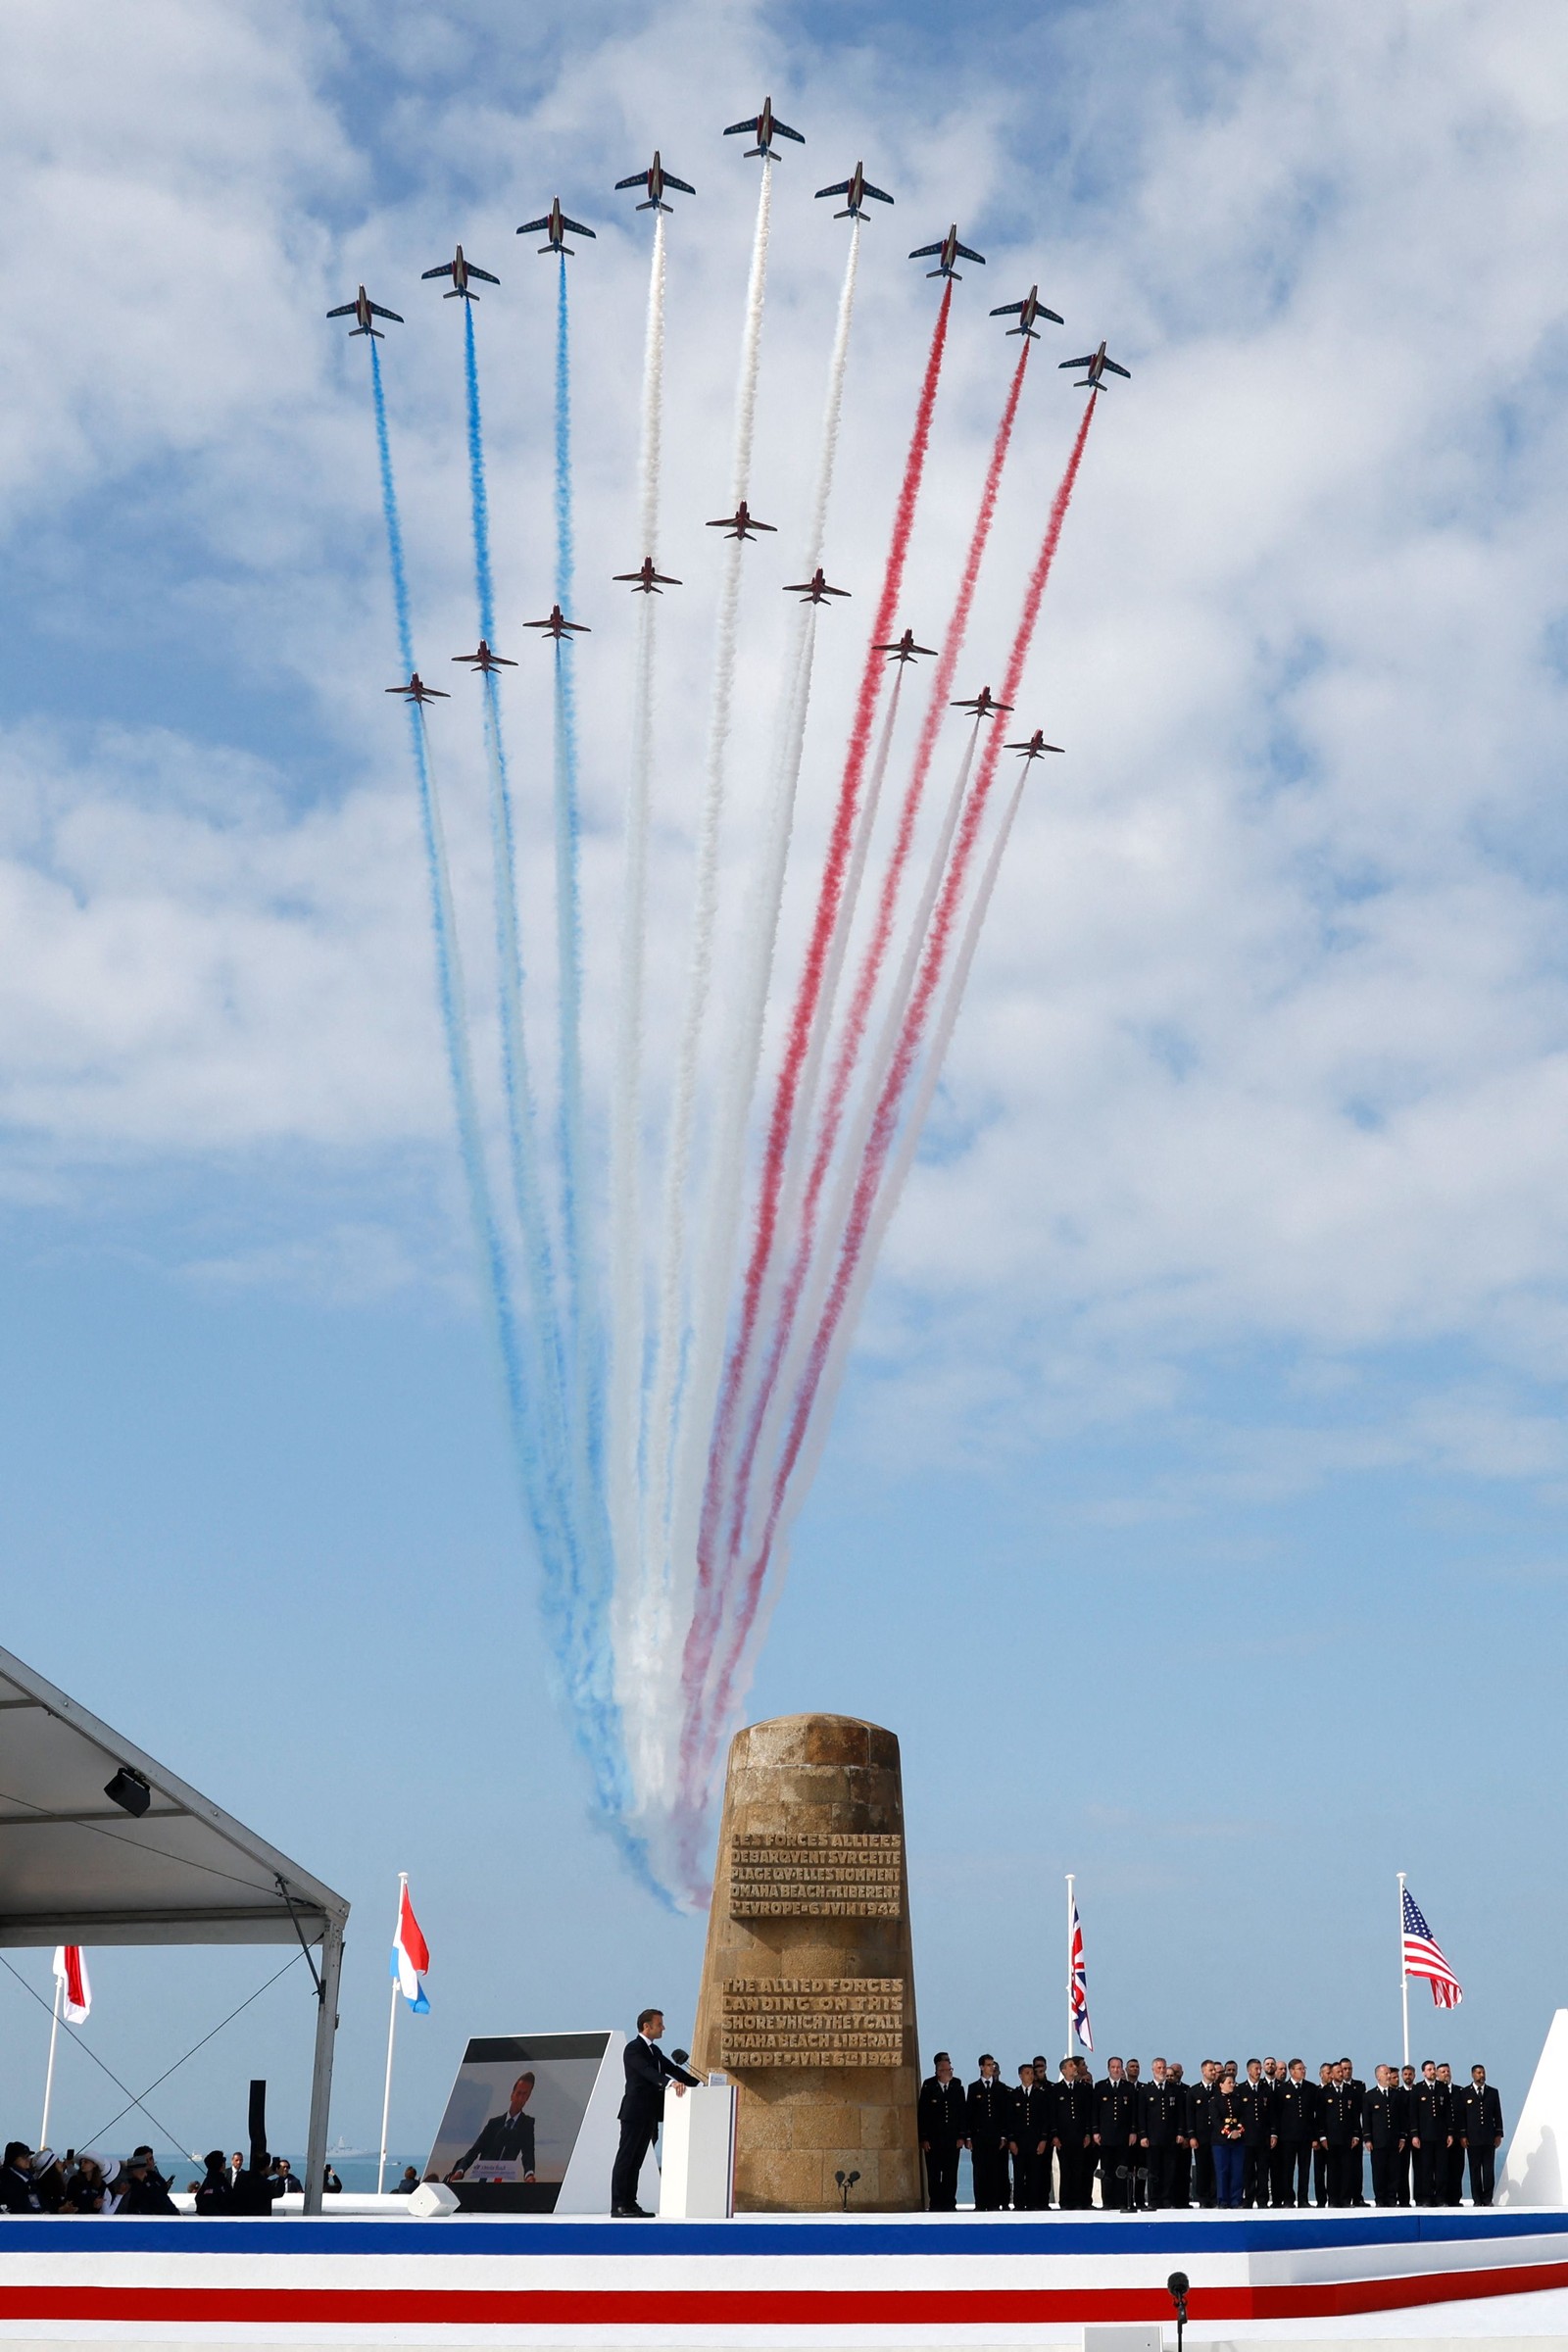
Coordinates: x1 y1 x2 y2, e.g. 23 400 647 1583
1065 1873 1075 2059
377 1872 408 2196
1397 1871 1410 2071
39 1971 61 2150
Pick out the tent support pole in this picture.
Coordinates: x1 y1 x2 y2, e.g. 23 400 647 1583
302 1920 343 2216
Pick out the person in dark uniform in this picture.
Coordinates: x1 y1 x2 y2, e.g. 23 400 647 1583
1312 2064 1335 2205
1260 2059 1286 2205
449 2073 540 2181
1338 2060 1367 2205
1094 2057 1140 2210
917 2052 967 2212
1459 2066 1503 2207
1396 2066 1418 2204
1436 2065 1465 2204
1188 2062 1220 2208
1055 2056 1096 2209
1274 2058 1316 2208
1166 2063 1193 2207
1009 2063 1053 2212
1209 2069 1247 2208
1240 2060 1274 2208
967 2055 1011 2211
611 2007 699 2216
1032 2059 1058 2208
1410 2059 1451 2207
1363 2065 1405 2206
1139 2057 1184 2212
1318 2066 1362 2207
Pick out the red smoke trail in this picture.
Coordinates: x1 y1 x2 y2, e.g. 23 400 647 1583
683 392 1097 1795
697 343 1034 1648
683 286 952 1651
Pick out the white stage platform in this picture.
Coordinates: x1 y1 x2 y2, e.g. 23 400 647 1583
1 2206 1567 2347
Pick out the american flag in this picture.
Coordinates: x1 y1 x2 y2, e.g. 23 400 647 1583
1402 1886 1463 2009
1069 1895 1094 2051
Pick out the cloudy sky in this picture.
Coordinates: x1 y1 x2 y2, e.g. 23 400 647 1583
2 0 1566 2161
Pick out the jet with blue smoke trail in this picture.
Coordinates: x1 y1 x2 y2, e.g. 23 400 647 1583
518 197 597 257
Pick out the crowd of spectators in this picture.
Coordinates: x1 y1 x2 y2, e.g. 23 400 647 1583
0 2143 340 2215
918 2052 1506 2212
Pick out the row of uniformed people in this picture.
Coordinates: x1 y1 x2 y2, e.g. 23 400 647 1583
915 2052 1504 2212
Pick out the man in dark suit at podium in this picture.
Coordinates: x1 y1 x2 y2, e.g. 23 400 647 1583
448 2072 538 2181
612 2008 700 2216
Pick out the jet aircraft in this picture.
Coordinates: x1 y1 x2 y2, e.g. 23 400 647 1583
784 569 850 605
1006 729 1065 760
325 285 403 338
614 152 696 213
386 672 449 705
452 640 516 675
707 502 776 541
814 162 894 220
873 628 937 664
517 198 597 257
951 685 1012 719
1059 340 1131 388
421 246 500 301
723 97 805 159
908 224 986 280
525 606 590 641
990 283 1064 340
613 558 683 594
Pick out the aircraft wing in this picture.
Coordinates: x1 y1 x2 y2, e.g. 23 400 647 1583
907 242 943 259
955 242 986 265
515 217 549 234
1103 358 1131 378
663 173 696 195
613 172 645 189
368 302 404 321
772 118 805 143
815 179 852 198
1059 355 1097 370
561 216 597 238
861 179 894 205
325 300 358 318
989 300 1025 317
468 265 502 284
1039 303 1064 323
723 116 760 136
420 263 456 279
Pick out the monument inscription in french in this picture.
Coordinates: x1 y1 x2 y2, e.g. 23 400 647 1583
719 1976 906 2068
729 1832 903 1918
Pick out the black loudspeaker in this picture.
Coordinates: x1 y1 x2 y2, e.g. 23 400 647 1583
248 2080 268 2172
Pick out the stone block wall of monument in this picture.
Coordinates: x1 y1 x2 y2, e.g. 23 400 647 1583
692 1713 922 2212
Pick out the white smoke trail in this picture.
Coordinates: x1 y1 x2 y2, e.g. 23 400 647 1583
656 220 862 1802
638 162 773 1771
725 761 1033 1715
731 722 982 1589
611 219 668 1788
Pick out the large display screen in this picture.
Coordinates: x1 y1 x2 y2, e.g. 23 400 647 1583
425 2032 612 2214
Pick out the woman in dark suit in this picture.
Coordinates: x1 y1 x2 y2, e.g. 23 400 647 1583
1211 2069 1247 2208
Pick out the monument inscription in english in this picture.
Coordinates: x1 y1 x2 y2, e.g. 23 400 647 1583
719 1976 906 2068
728 1832 903 1918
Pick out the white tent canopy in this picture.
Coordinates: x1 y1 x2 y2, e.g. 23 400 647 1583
0 1644 349 2208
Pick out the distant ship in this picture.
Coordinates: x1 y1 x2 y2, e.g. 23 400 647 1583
326 2139 374 2160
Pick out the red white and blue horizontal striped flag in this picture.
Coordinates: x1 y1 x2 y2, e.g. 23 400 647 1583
1069 1895 1094 2051
1402 1886 1463 2009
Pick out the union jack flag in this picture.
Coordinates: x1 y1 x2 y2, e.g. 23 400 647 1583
1069 1894 1094 2051
1402 1886 1463 2009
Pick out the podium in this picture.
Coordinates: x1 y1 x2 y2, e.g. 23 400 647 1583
659 2079 737 2219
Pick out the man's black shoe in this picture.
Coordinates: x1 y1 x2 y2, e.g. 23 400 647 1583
612 2203 653 2218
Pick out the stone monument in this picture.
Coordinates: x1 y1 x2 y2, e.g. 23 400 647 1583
691 1713 921 2212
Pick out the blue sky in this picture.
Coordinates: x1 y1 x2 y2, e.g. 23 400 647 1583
3 0 1568 2160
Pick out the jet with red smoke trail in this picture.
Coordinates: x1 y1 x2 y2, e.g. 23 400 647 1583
452 639 516 675
1007 729 1064 760
325 285 403 338
525 605 591 641
1059 340 1130 388
990 283 1063 340
724 97 805 159
873 628 936 663
386 672 449 705
951 685 1011 718
614 558 683 594
784 569 850 606
517 198 597 257
707 502 776 541
909 224 986 280
614 151 696 213
814 161 893 220
420 246 500 301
